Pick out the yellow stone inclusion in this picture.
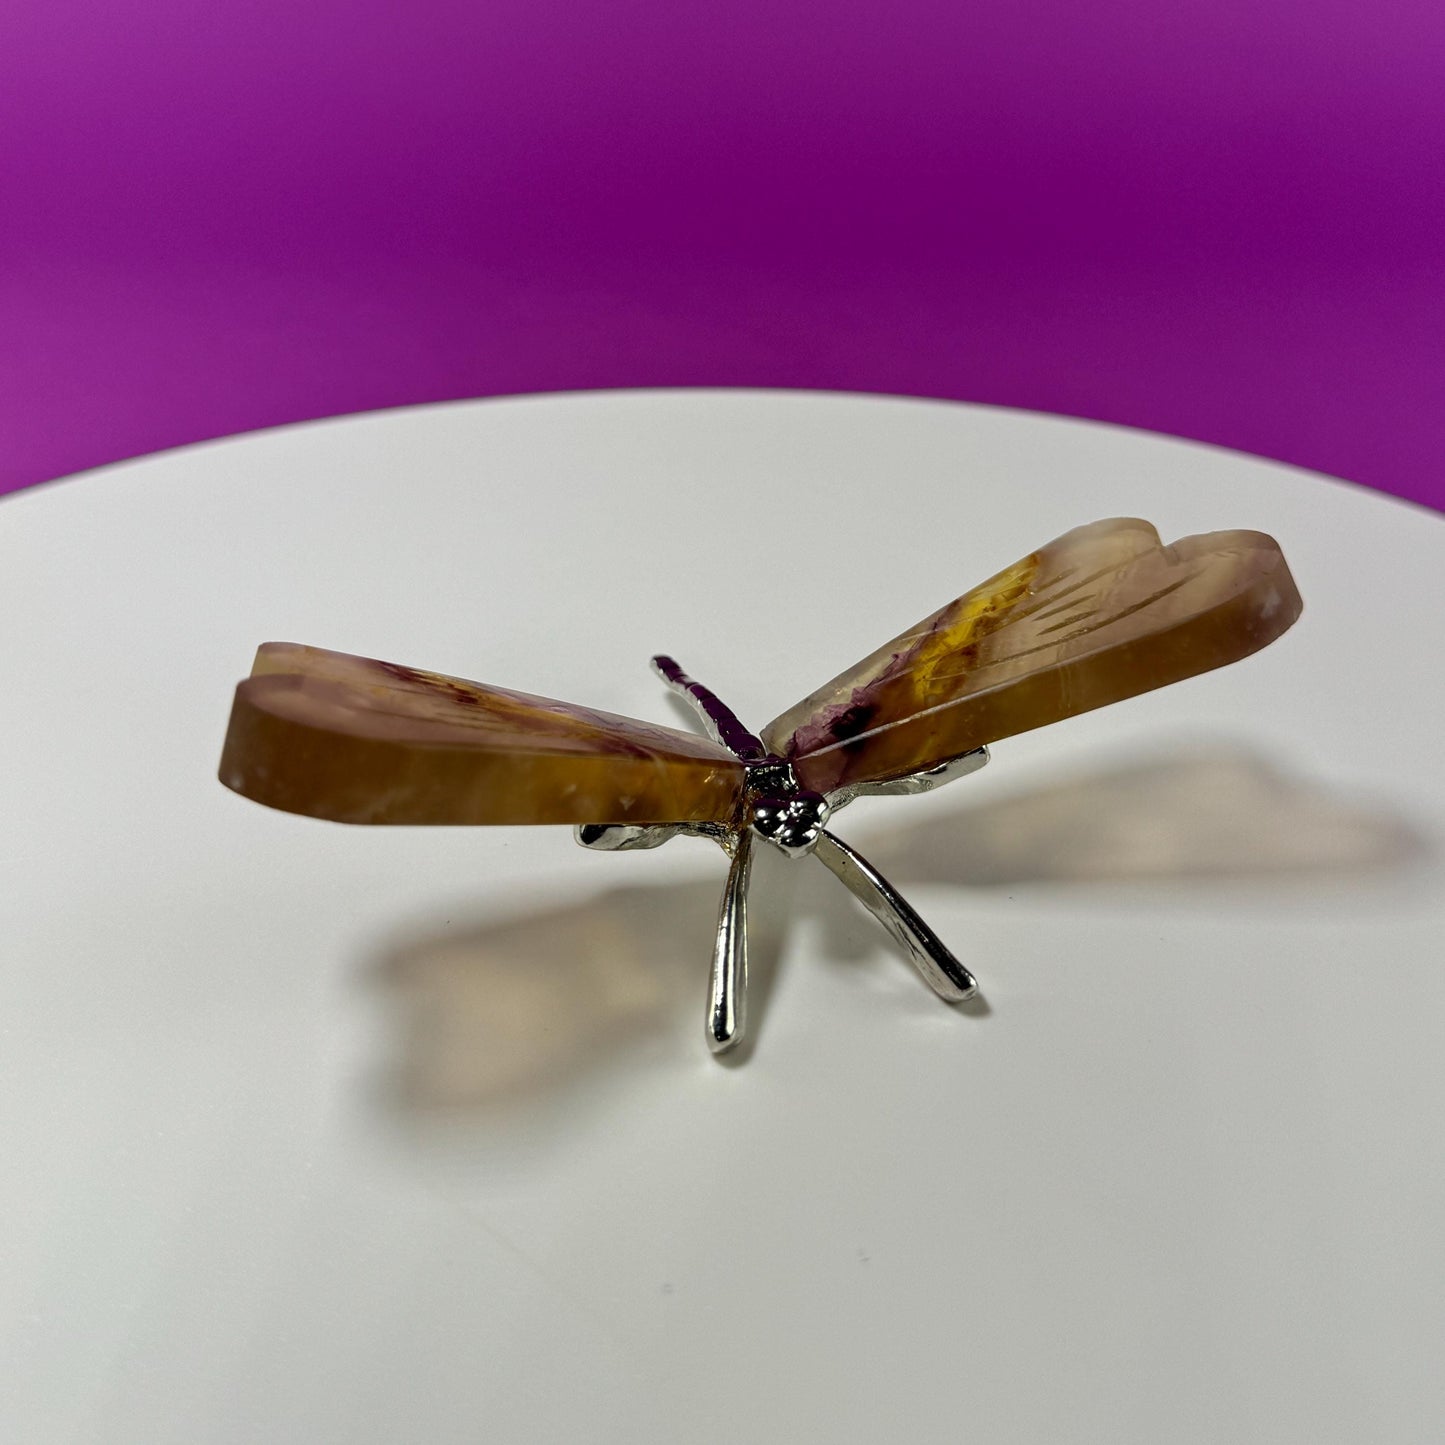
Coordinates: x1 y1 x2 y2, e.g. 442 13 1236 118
906 555 1038 704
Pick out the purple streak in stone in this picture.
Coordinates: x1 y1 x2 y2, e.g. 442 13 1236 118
650 655 771 763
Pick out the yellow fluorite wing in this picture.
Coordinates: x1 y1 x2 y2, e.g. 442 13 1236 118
762 519 1302 796
220 643 746 826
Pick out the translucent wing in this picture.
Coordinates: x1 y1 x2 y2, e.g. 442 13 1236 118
220 643 746 826
762 520 1302 796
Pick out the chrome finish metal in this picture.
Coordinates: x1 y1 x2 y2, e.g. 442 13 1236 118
811 828 978 1002
708 826 753 1053
741 757 798 796
574 821 683 851
576 658 987 1052
750 787 831 857
574 820 731 852
827 746 990 810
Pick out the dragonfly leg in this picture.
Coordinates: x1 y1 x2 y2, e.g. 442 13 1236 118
825 746 989 812
574 820 732 851
810 828 977 1002
707 826 754 1053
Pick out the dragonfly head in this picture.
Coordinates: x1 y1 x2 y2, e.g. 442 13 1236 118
749 779 830 857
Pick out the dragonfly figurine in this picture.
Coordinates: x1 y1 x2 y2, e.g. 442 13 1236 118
220 518 1301 1053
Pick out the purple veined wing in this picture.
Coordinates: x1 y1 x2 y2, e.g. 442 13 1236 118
220 643 747 826
761 519 1303 797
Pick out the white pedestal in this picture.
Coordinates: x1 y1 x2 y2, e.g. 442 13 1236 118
3 392 1442 1443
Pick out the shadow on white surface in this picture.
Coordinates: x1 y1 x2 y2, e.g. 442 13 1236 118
858 744 1422 887
366 741 1426 1131
369 872 787 1108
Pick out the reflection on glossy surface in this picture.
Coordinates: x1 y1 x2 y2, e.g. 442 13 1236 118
368 742 1425 1126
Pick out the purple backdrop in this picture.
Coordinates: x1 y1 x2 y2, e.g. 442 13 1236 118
3 2 1441 506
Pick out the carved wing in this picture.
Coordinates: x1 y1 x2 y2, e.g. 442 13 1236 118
762 520 1302 796
220 643 746 826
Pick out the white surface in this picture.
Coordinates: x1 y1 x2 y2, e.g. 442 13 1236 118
2 391 1442 1444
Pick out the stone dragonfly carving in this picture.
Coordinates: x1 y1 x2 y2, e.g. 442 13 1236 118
220 519 1302 1053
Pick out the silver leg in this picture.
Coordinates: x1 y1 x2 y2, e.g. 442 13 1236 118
575 820 735 851
574 821 683 851
811 828 977 1002
707 826 754 1053
826 746 989 811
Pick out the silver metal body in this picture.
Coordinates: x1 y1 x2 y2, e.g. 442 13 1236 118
576 655 989 1053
